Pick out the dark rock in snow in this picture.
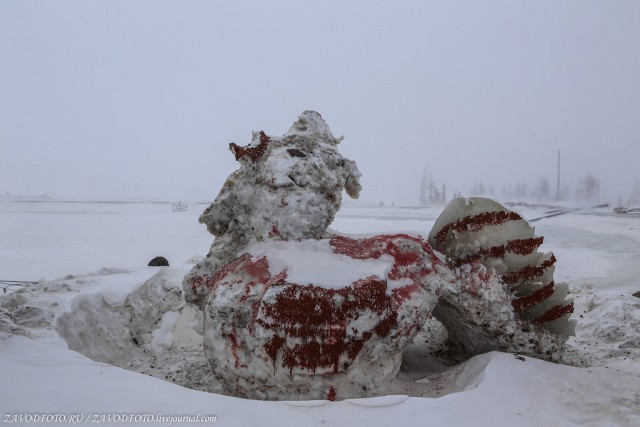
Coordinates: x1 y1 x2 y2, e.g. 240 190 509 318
148 256 169 267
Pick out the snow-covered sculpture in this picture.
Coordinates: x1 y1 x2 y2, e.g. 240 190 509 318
184 111 574 401
202 235 438 400
429 198 575 337
427 198 575 357
184 111 361 307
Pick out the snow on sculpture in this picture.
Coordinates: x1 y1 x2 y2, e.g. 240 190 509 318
183 111 361 307
202 235 439 400
184 111 574 401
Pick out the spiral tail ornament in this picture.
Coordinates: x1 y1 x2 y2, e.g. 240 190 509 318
429 197 575 337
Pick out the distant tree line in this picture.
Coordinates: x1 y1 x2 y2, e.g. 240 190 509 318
480 173 606 203
421 168 640 207
493 173 603 202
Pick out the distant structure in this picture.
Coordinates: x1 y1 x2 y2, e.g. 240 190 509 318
171 201 188 212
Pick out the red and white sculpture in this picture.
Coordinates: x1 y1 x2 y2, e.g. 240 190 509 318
184 112 575 400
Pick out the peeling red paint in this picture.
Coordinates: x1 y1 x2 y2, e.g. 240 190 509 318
329 234 440 285
268 226 281 238
244 234 437 374
327 386 337 401
532 302 574 324
230 131 271 162
257 277 399 373
245 256 271 282
449 237 544 268
512 281 555 315
503 255 557 285
228 333 243 369
264 334 285 362
434 211 523 244
208 231 570 382
189 254 272 306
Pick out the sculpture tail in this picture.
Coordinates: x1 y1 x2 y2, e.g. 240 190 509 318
429 197 576 336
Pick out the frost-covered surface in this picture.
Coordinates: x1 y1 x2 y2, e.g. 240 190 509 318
184 111 361 306
1 201 639 425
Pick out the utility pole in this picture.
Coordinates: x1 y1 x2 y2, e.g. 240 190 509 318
556 150 561 202
420 164 428 206
428 172 434 206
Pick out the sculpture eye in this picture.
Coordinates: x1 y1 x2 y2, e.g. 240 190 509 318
287 148 306 158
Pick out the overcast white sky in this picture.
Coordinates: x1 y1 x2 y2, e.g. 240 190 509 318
1 0 639 205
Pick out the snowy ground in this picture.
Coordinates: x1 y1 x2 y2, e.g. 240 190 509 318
1 200 639 426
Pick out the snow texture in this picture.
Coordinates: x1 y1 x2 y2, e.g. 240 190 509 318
1 201 639 425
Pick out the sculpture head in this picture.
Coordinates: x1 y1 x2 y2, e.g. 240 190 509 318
200 111 361 241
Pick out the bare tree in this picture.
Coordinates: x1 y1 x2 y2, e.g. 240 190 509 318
420 165 429 206
470 182 487 196
515 182 528 199
420 168 436 206
576 173 601 200
533 178 550 202
420 165 447 205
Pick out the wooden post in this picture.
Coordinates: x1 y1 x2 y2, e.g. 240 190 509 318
557 150 561 202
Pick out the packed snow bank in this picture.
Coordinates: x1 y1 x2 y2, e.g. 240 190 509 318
0 268 220 394
1 331 637 427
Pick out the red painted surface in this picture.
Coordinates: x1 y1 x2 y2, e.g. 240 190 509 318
433 211 523 244
189 254 271 304
228 333 242 369
258 277 399 373
329 234 441 283
268 226 281 238
532 302 574 324
512 282 555 315
502 255 557 285
449 237 544 268
327 386 337 401
229 131 271 162
250 235 438 373
205 232 571 381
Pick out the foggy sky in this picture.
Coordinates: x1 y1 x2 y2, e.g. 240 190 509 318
1 0 639 205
